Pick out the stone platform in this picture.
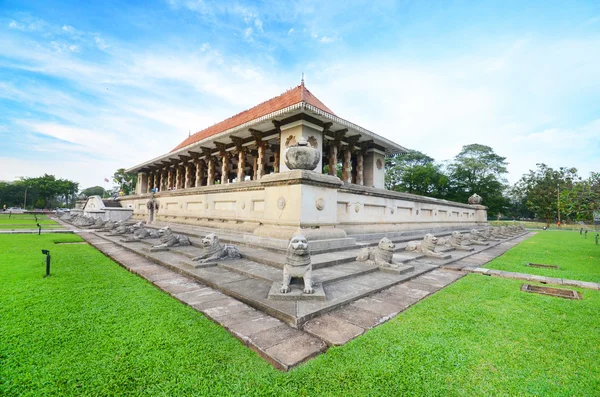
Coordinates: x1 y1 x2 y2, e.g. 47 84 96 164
54 217 531 370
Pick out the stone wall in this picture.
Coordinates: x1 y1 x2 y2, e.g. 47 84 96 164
118 171 487 239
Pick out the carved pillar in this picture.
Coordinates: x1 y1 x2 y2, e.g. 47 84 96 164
185 163 193 189
195 159 204 187
328 144 338 176
154 172 160 192
174 165 181 189
237 150 246 182
167 167 173 190
207 157 215 185
232 137 246 183
342 148 352 183
252 155 258 180
147 171 153 193
272 145 280 173
256 142 266 179
221 152 230 184
356 151 364 186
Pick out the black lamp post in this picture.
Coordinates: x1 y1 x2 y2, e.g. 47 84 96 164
42 249 51 277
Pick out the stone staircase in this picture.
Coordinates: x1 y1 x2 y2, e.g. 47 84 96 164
90 225 527 328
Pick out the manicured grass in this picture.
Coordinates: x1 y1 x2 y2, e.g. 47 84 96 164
0 225 63 230
0 214 60 229
485 231 600 283
1 234 599 396
490 220 598 231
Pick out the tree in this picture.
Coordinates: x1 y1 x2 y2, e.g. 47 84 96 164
513 163 579 226
113 168 137 195
81 186 106 197
0 180 27 208
385 151 449 197
559 172 600 222
446 144 509 217
20 174 79 209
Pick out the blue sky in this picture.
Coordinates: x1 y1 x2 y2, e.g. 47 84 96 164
1 0 599 189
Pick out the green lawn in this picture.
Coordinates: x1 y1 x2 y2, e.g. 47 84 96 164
1 234 599 396
0 214 60 229
485 231 600 283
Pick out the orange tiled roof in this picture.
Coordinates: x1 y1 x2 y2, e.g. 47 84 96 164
171 83 335 152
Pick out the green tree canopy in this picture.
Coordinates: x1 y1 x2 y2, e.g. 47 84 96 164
446 144 509 217
513 163 579 225
113 168 137 195
81 186 106 197
385 151 449 197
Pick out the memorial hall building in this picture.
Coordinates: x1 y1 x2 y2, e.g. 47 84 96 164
123 82 486 243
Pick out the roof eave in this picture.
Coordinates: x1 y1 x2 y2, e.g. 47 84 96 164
126 102 408 173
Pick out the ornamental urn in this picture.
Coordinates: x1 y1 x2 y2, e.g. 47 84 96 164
468 193 482 205
284 138 320 171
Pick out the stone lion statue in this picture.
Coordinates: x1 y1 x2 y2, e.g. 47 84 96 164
88 217 106 229
480 228 499 241
443 231 474 251
192 233 242 263
150 226 191 250
280 235 313 294
405 233 447 258
74 216 95 227
122 226 160 242
465 229 489 246
356 237 398 268
99 220 118 232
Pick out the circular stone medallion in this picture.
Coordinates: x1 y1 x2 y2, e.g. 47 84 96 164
277 197 286 210
315 198 325 211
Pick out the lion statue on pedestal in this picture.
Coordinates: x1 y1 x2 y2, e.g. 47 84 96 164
356 237 398 268
280 235 313 294
465 229 489 245
405 233 446 258
192 233 242 263
151 226 191 249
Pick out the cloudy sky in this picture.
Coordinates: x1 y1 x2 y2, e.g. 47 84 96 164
1 0 599 189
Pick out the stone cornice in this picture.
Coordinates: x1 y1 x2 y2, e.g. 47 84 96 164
339 184 488 210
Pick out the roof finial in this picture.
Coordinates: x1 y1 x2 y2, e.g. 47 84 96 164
188 130 191 137
301 72 304 86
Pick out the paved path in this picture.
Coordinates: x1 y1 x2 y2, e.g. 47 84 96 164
462 267 600 290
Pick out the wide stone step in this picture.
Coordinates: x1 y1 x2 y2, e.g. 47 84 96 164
217 259 380 285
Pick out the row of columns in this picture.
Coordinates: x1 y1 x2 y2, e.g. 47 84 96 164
326 138 365 186
142 143 279 194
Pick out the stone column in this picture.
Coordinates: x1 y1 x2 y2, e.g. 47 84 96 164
207 157 215 186
167 168 173 190
237 150 246 182
256 142 266 179
328 144 338 176
147 171 154 193
356 151 364 186
175 166 181 189
195 160 204 187
252 154 258 180
159 169 165 192
272 145 280 173
153 172 159 192
185 163 193 189
136 172 148 195
342 148 352 184
221 152 230 184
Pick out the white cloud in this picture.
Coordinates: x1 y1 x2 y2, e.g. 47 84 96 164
319 36 336 44
61 25 76 33
288 28 294 35
244 27 253 41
